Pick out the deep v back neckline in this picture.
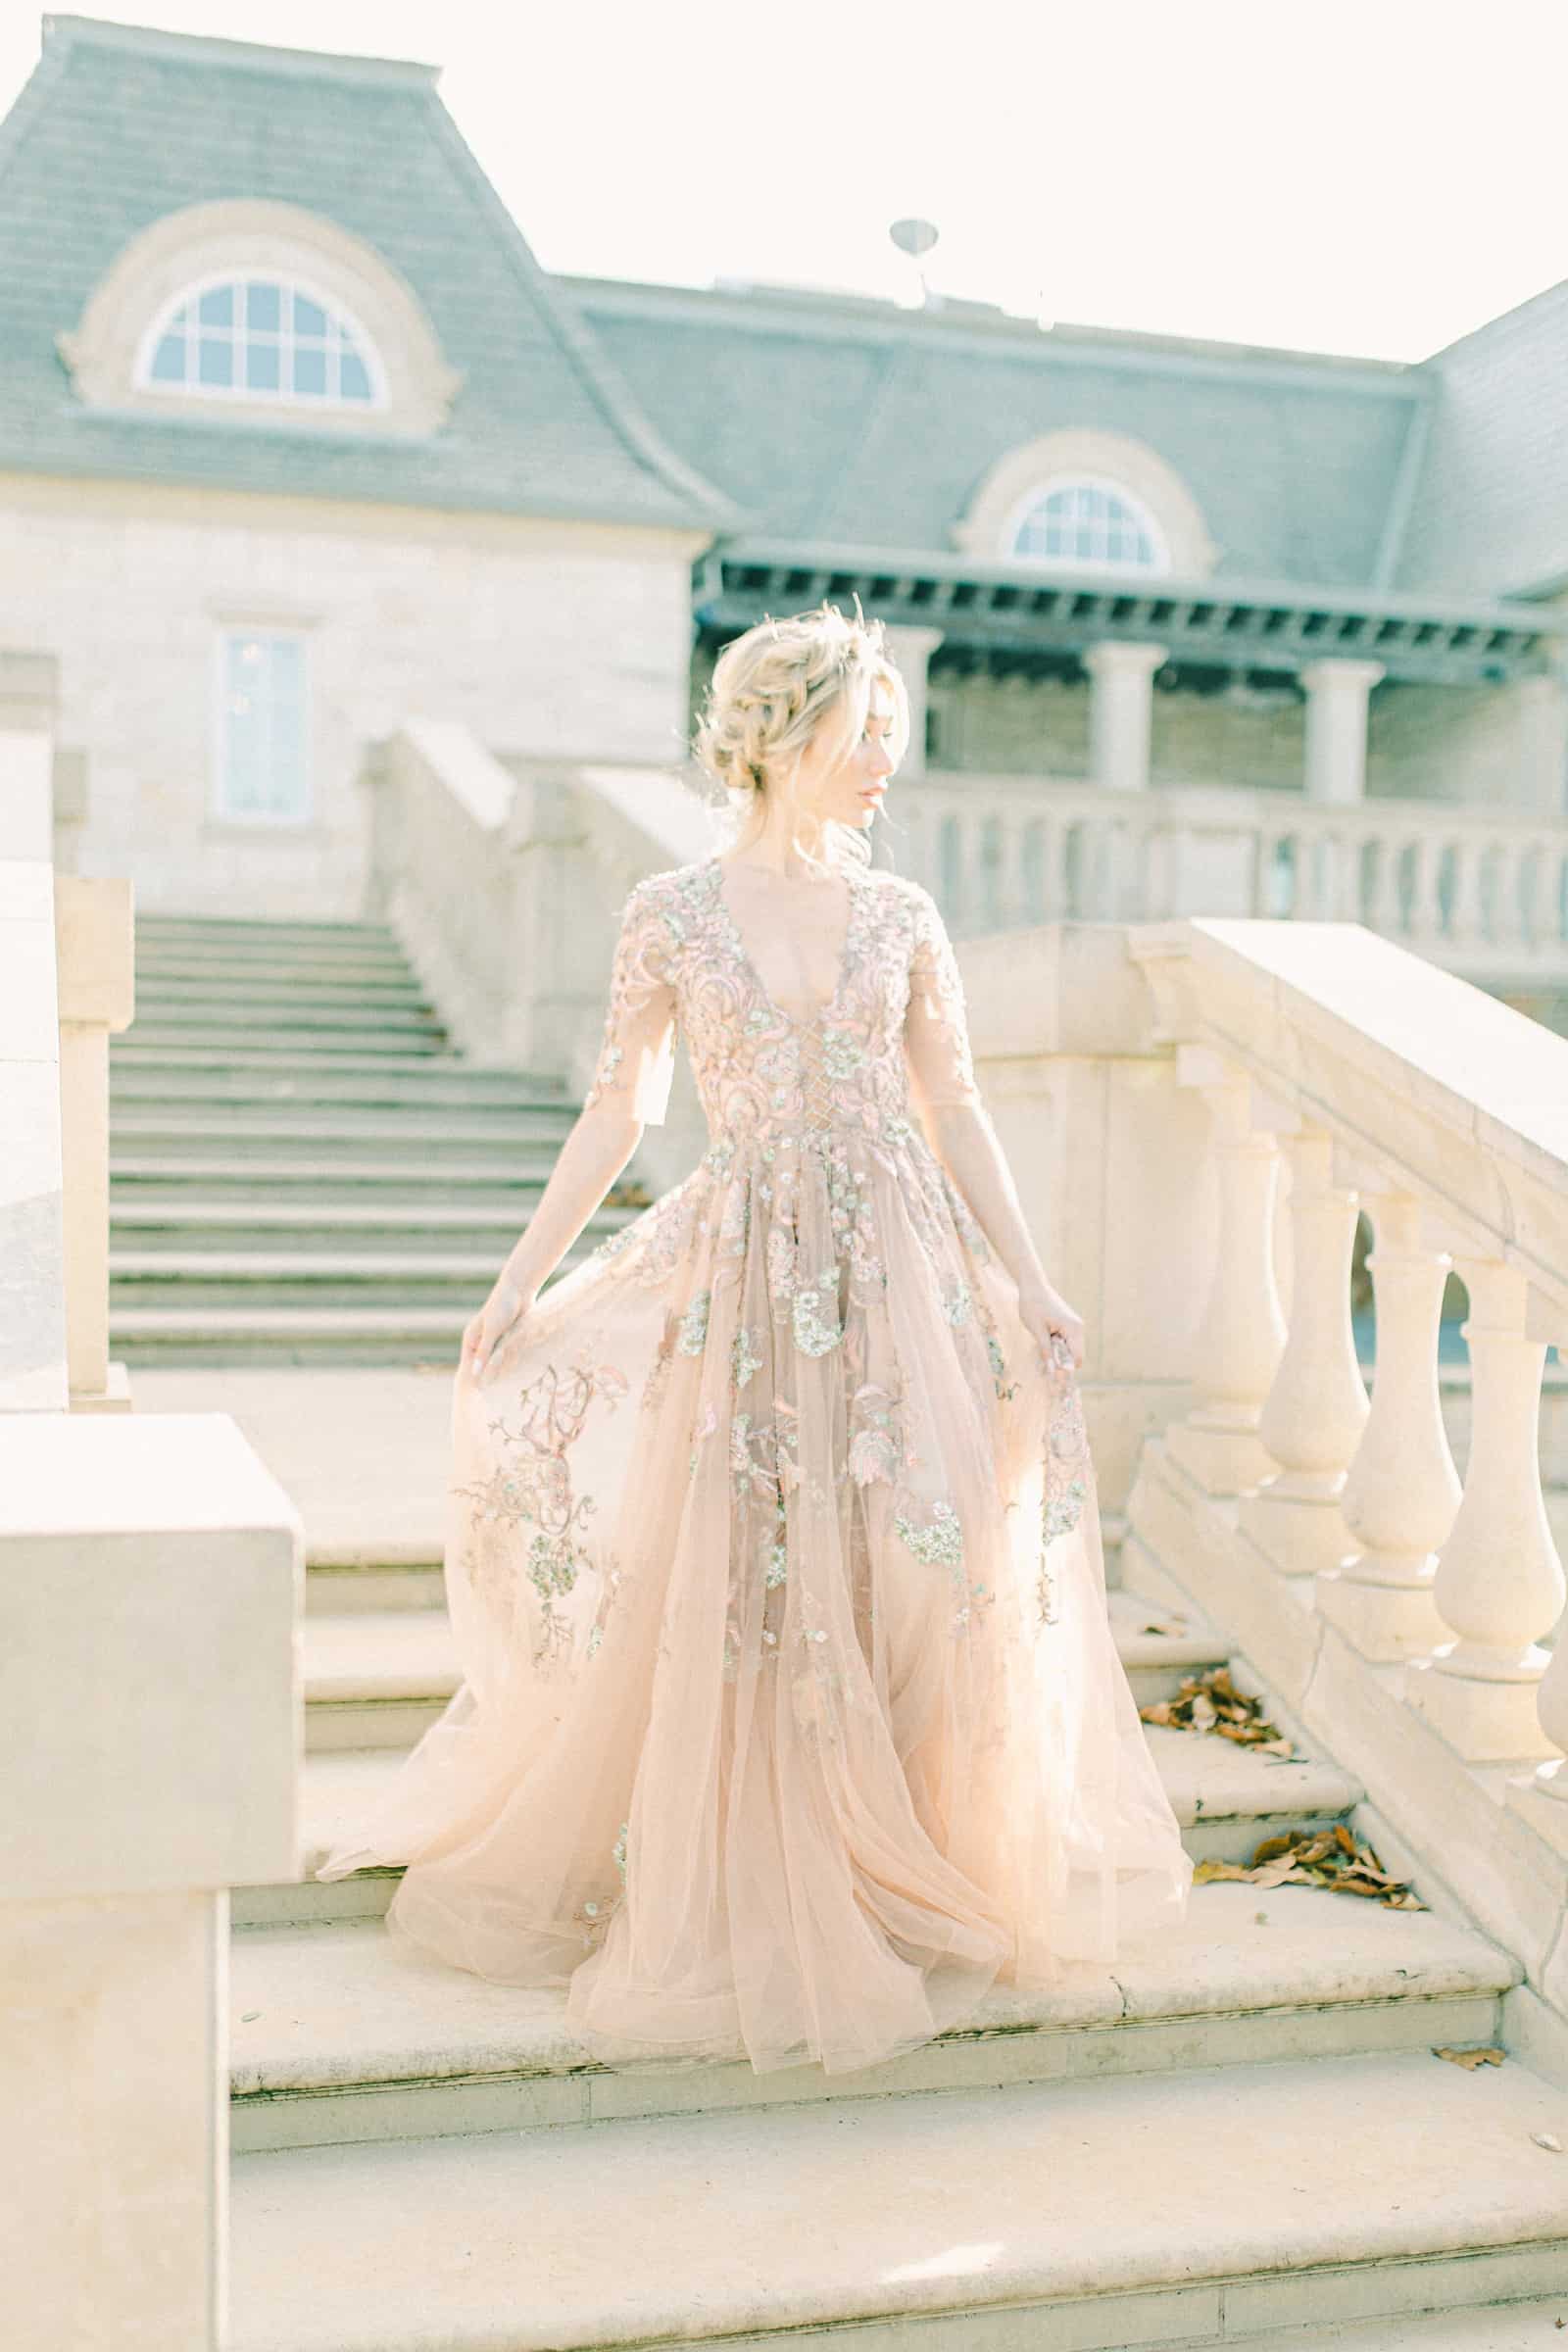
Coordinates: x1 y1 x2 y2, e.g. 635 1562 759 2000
708 855 865 1031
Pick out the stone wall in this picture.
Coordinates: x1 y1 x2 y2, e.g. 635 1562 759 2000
1 474 702 919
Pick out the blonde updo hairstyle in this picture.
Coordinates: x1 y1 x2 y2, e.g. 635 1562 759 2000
692 599 911 876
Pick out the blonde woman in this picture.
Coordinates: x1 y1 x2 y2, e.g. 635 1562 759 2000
318 601 1193 2075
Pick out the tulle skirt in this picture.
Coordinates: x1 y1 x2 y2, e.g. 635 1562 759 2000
316 1121 1194 2076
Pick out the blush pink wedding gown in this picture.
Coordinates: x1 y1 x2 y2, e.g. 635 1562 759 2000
317 854 1193 2075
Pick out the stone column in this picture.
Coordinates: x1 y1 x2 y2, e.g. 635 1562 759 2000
1300 658 1385 804
1405 1257 1566 1761
55 877 135 1411
880 623 945 780
1513 666 1568 817
1238 1128 1369 1585
1163 1051 1289 1494
1085 639 1168 795
1318 1191 1460 1661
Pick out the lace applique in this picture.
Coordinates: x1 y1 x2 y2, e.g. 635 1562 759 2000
581 877 678 1126
455 1356 628 1671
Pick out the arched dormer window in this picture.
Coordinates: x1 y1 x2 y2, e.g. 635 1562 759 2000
1010 477 1164 571
954 429 1216 577
139 275 384 411
58 199 460 438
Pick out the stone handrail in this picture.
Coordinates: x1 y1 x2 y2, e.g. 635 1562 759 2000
363 727 716 1188
1120 913 1568 2058
898 772 1568 979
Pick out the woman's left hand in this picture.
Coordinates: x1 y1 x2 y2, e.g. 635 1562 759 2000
1017 1278 1086 1374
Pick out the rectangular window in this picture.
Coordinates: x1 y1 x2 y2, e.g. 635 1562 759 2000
213 629 311 824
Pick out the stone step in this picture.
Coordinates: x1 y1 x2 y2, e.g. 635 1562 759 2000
137 912 398 939
112 1050 566 1096
226 2046 1568 2350
228 1883 1520 2154
110 1299 547 1368
111 1066 574 1111
111 1108 577 1152
110 1248 547 1312
294 1588 1231 1752
235 1706 1363 1926
130 968 429 1006
110 1201 629 1257
128 1001 446 1038
111 1155 574 1201
122 1023 452 1059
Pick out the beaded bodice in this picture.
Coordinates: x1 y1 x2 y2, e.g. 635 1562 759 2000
580 856 981 1152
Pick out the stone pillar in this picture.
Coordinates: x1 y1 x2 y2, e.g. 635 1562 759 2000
1405 1258 1566 1761
54 877 135 1411
880 623 945 780
1513 667 1568 817
1300 658 1385 804
1085 639 1168 794
1238 1128 1370 1585
0 1411 301 2352
1318 1191 1460 1661
1163 1050 1289 1494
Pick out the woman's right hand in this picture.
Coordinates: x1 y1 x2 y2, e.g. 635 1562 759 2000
463 1271 536 1382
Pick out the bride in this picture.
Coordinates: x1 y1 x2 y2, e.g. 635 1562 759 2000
316 600 1193 2076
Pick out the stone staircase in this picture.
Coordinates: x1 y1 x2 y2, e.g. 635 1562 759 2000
111 914 645 1365
224 1533 1568 2349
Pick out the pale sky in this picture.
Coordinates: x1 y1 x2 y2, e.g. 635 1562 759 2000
3 0 1565 364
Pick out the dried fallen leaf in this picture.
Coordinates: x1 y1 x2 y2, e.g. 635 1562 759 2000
1432 2044 1505 2069
240 2010 262 2023
1139 1667 1304 1758
1192 1825 1428 1910
1533 2132 1563 2152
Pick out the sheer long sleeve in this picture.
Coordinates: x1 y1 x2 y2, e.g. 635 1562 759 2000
580 879 678 1127
903 886 1053 1300
903 887 984 1115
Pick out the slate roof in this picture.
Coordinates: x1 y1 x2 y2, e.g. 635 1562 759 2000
571 278 1427 594
1392 277 1568 602
0 16 1560 617
0 15 743 531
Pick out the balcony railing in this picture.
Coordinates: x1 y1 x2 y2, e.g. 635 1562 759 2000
895 774 1568 979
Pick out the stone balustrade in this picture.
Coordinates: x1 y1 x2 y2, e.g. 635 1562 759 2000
898 771 1568 982
1115 912 1568 2058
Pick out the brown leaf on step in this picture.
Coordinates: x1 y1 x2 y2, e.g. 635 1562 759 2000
1432 2044 1506 2069
1140 1616 1190 1636
1138 1666 1303 1758
1193 1825 1427 1909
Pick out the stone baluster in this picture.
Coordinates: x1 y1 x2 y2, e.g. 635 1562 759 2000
1238 1128 1369 1586
1317 1191 1460 1661
1448 838 1486 947
1163 1051 1289 1494
1367 829 1405 935
1038 815 1067 919
1409 836 1444 944
1405 1257 1566 1760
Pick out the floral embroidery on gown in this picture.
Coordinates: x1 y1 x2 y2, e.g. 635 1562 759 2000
316 854 1194 2076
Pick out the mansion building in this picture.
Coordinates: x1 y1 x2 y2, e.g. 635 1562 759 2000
2 13 1567 945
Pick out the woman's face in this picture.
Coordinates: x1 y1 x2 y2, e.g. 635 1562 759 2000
799 688 898 833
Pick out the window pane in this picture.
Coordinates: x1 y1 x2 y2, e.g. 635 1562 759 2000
197 338 233 387
149 334 185 384
246 279 281 332
219 632 309 822
292 293 327 337
198 284 234 327
339 350 371 402
245 340 281 392
292 344 327 397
